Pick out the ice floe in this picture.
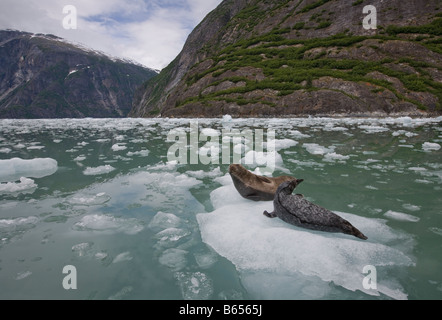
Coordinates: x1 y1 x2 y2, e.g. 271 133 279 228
67 192 111 206
422 142 441 151
73 214 144 235
159 248 188 271
108 286 133 300
384 211 420 222
197 179 415 300
0 177 37 194
0 158 58 182
148 211 183 233
186 167 223 179
323 152 350 162
112 143 127 151
174 271 213 300
303 143 335 155
155 228 191 249
15 271 32 280
83 165 115 176
126 149 150 157
112 252 133 263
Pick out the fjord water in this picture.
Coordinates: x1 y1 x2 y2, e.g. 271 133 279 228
0 117 441 300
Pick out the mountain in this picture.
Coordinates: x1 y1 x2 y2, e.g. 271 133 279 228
130 0 442 118
0 30 157 118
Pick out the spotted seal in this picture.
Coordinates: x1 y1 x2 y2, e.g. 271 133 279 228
264 179 368 240
229 164 299 201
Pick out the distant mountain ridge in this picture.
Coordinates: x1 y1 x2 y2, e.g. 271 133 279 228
0 30 157 118
130 0 442 118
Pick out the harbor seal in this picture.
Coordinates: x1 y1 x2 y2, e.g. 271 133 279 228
264 179 368 240
229 164 300 201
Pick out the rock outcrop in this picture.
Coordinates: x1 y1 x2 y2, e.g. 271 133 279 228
131 0 442 118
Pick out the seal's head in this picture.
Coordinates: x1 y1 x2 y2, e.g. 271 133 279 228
229 164 249 179
277 179 304 195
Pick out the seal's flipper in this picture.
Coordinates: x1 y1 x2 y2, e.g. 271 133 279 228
263 210 277 218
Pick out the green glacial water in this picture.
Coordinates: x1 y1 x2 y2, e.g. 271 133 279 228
0 116 441 300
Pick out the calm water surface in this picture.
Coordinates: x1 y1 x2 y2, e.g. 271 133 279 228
0 117 441 300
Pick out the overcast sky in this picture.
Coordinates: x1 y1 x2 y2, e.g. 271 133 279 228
0 0 223 70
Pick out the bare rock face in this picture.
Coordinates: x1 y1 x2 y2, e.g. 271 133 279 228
0 30 157 118
131 0 442 118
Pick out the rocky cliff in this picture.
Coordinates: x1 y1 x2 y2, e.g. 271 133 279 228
130 0 442 118
0 30 157 118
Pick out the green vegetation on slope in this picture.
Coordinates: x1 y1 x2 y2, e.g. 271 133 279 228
177 17 442 111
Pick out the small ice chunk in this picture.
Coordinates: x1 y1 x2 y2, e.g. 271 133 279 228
155 228 190 248
127 149 150 157
0 177 37 194
194 251 218 269
26 145 44 150
114 135 125 141
83 165 115 176
148 212 182 232
108 286 133 300
73 214 144 235
422 142 441 151
270 138 298 151
384 210 420 222
200 128 220 136
359 125 389 133
303 143 335 155
402 204 421 212
242 150 283 170
186 167 222 179
112 143 127 151
158 248 188 271
0 147 11 153
174 272 213 300
288 130 310 139
222 114 232 123
112 252 133 263
72 242 94 257
15 271 32 280
0 158 58 182
323 152 350 162
95 252 108 260
67 192 111 206
429 227 442 236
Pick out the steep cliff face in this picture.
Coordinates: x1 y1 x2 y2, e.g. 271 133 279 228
0 30 157 118
131 0 442 118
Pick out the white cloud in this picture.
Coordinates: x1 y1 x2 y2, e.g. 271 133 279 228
0 0 222 70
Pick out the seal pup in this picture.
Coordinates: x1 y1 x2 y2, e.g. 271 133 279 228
229 164 300 201
264 179 368 240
